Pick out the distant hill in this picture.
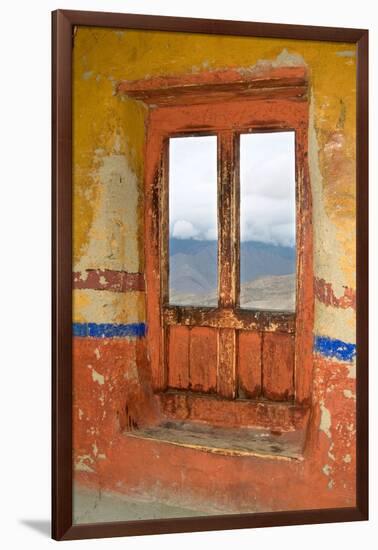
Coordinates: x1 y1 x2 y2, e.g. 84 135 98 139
169 238 295 305
170 273 295 311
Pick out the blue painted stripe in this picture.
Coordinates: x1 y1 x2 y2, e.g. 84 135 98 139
73 322 146 339
314 335 356 362
72 324 355 362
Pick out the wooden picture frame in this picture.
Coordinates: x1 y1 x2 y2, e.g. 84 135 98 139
52 9 368 541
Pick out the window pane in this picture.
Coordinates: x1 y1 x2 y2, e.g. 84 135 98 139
240 132 296 311
169 136 218 306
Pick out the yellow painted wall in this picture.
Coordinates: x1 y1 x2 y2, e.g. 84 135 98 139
72 27 356 338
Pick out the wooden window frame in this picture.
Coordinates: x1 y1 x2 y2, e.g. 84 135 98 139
134 67 313 405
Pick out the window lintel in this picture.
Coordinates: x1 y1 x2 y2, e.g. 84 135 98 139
117 66 308 107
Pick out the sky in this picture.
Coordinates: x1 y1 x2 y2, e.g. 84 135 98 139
169 131 296 248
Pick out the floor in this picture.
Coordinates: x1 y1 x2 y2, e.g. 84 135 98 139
74 486 208 524
73 419 305 523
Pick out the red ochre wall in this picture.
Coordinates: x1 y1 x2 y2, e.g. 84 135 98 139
73 28 357 514
73 341 356 513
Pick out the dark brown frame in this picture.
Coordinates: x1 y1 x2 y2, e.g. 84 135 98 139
52 9 369 541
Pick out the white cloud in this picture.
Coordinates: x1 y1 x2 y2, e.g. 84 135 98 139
172 220 200 239
169 135 218 241
169 131 296 247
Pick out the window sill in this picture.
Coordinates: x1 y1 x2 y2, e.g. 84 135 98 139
124 420 305 461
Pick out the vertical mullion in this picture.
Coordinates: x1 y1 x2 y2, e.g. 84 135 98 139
218 131 238 307
160 140 169 389
217 131 238 398
233 133 240 307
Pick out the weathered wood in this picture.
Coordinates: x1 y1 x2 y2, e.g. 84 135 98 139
263 333 295 401
148 97 309 138
218 131 235 308
144 128 166 390
121 86 307 107
167 326 190 389
126 420 306 460
158 391 309 432
217 328 236 398
117 66 308 107
216 132 238 398
144 73 313 403
238 331 262 398
294 125 314 405
233 133 241 307
160 141 169 304
163 305 295 333
189 327 217 393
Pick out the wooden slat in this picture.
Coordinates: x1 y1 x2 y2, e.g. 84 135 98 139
163 305 295 333
189 327 217 393
217 328 236 398
167 326 189 389
238 331 262 398
158 391 309 432
262 333 295 401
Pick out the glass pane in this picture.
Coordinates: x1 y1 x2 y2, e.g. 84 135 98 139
240 132 296 311
169 136 218 306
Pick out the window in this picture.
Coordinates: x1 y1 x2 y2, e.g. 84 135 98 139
169 135 218 307
168 131 296 312
240 131 296 311
138 67 313 415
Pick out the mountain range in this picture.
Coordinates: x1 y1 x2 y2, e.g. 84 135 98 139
169 238 295 310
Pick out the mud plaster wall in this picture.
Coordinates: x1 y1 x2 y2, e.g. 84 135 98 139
72 28 357 513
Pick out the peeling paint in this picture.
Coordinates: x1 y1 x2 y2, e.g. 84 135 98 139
343 389 355 400
73 289 145 325
82 70 94 80
74 269 145 292
309 97 355 294
74 322 146 339
315 302 356 345
314 335 356 362
314 277 355 310
274 48 305 67
336 50 356 57
319 401 332 438
327 441 336 461
75 154 141 273
347 363 356 379
75 454 95 473
90 366 105 386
